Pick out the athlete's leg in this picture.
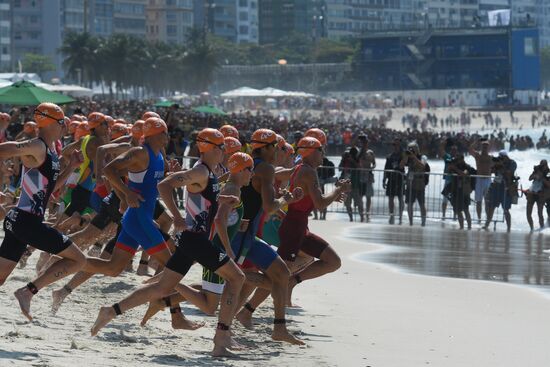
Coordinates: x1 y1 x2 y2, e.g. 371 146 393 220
91 267 185 336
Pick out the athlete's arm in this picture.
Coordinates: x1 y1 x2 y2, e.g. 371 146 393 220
54 150 83 192
257 163 287 214
157 164 209 231
214 184 240 260
274 166 295 182
61 138 82 158
303 168 348 210
0 139 46 167
104 147 148 208
95 142 132 184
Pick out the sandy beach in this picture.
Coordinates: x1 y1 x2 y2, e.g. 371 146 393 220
1 219 550 366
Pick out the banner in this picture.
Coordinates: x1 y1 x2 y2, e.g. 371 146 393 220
488 9 511 26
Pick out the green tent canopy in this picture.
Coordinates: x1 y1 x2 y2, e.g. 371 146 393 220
0 80 75 105
192 105 226 115
154 100 174 107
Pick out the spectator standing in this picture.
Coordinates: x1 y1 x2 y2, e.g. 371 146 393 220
383 138 405 224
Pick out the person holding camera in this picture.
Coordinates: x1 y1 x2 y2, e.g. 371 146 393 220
401 142 428 226
383 138 405 224
483 150 517 232
526 160 550 231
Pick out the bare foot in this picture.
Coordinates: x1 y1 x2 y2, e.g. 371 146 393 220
212 330 238 357
229 336 246 351
235 309 253 330
171 312 205 330
140 299 164 326
272 326 305 345
136 264 151 277
51 288 69 315
14 287 34 321
91 306 116 336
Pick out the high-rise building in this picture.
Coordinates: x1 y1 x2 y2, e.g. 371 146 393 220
259 0 324 44
325 0 416 39
114 0 147 36
146 0 194 44
196 0 258 44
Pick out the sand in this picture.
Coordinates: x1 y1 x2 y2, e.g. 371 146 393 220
0 219 550 366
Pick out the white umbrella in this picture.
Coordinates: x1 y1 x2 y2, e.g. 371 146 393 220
220 87 263 98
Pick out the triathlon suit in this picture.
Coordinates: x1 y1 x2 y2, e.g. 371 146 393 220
230 157 278 270
65 135 96 216
278 164 329 261
114 144 168 255
202 199 244 294
258 179 286 247
0 138 72 262
166 161 229 276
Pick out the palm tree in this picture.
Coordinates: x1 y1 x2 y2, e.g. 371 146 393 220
183 28 220 93
59 31 100 87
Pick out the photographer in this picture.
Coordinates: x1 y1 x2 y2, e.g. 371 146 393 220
383 138 405 224
526 160 550 231
483 150 517 232
448 154 476 229
401 142 428 226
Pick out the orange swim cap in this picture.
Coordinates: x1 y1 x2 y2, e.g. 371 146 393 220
227 152 253 174
110 123 128 140
88 112 106 129
197 128 224 153
74 122 91 141
250 128 277 150
304 128 327 146
142 117 168 138
220 124 239 139
131 120 145 139
34 103 65 128
296 137 322 158
224 136 242 155
142 111 160 120
23 121 37 134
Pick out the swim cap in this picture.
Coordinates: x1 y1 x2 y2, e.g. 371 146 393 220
88 112 106 129
142 117 168 138
34 103 65 128
250 128 277 150
227 152 253 174
111 123 128 140
224 136 242 155
197 128 224 153
220 124 239 139
131 120 145 139
296 137 322 158
304 128 327 146
74 122 91 140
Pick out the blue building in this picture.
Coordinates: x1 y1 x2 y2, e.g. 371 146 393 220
358 27 541 95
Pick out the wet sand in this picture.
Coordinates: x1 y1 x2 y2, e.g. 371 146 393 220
349 224 550 295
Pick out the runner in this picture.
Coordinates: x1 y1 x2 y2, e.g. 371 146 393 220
140 152 253 325
0 103 88 321
90 128 246 357
229 128 305 345
279 136 348 286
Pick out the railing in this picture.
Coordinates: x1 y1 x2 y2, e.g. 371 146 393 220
175 156 508 228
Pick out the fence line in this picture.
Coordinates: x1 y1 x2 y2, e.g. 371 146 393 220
175 156 508 226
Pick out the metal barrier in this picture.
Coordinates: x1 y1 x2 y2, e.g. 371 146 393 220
174 155 508 227
315 167 508 226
